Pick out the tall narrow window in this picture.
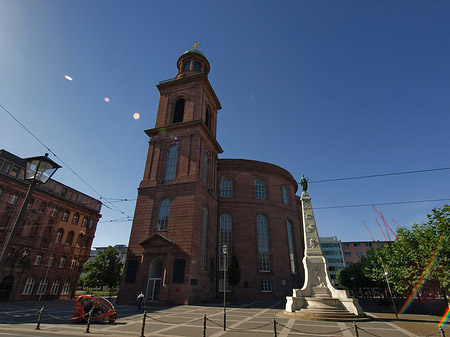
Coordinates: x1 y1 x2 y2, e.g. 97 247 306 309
65 231 74 246
183 61 191 71
156 199 170 231
201 207 208 270
173 99 185 124
55 229 64 244
205 108 211 129
173 259 186 284
61 280 71 295
62 210 70 221
9 192 19 205
257 215 270 272
219 214 232 271
286 220 297 274
282 186 289 205
50 279 60 295
203 154 209 186
22 277 35 295
255 180 265 199
164 145 178 181
37 278 49 295
221 178 232 197
194 61 201 71
72 213 79 224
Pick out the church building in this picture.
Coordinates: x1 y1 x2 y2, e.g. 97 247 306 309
117 47 305 304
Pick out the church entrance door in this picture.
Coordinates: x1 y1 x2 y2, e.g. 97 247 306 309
146 258 163 301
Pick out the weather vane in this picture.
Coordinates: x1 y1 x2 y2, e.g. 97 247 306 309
191 41 201 50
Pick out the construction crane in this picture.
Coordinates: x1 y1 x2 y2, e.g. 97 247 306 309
372 205 399 240
375 218 389 241
362 220 376 241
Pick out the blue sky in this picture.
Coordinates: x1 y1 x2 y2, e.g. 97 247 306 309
1 1 449 247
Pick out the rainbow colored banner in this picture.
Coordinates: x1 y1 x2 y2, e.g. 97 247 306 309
397 232 446 316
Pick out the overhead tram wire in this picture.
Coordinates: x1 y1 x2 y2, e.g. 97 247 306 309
1 103 131 218
313 198 450 210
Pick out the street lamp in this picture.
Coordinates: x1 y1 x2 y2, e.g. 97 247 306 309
383 270 399 320
222 244 228 331
0 153 61 274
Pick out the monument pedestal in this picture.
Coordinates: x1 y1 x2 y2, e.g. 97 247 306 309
285 191 367 321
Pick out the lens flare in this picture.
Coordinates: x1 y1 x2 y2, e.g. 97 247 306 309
133 113 140 120
397 232 446 316
104 97 110 103
64 75 73 81
439 305 450 329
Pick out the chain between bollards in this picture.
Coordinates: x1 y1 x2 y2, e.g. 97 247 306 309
85 308 93 333
35 306 44 330
203 314 207 337
140 311 147 337
273 317 277 337
353 321 359 337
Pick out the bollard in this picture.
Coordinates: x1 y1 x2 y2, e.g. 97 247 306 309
140 311 147 337
440 327 446 337
35 306 44 330
85 308 93 333
273 317 277 337
353 321 359 337
203 314 207 337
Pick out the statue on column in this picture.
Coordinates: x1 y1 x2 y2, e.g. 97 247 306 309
300 175 309 192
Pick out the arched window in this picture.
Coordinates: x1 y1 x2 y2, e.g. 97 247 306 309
61 280 71 295
257 215 270 272
219 214 232 271
62 210 70 222
38 202 47 213
65 231 74 246
9 192 19 205
50 279 60 295
22 277 35 295
286 220 297 274
201 206 208 270
205 108 211 129
164 145 178 181
55 229 64 244
194 61 201 71
255 180 265 199
70 258 77 269
156 199 170 231
183 61 191 71
72 213 79 224
221 178 232 197
282 186 289 205
203 154 209 186
173 99 185 124
37 278 49 295
50 207 58 217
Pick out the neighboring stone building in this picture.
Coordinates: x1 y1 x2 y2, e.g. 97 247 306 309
319 236 345 284
0 150 102 301
117 48 305 304
341 240 389 266
89 244 128 265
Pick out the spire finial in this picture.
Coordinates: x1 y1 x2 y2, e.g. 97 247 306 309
191 41 201 50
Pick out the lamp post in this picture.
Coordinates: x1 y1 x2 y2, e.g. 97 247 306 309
0 153 61 275
383 271 398 320
222 244 228 331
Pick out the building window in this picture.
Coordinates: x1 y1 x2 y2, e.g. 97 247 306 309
356 252 364 257
29 223 40 238
354 243 361 248
219 214 232 271
172 259 185 284
164 145 178 181
50 279 60 295
183 61 191 71
65 231 74 246
365 243 372 247
48 254 55 267
156 199 170 231
89 219 94 228
9 165 21 178
61 280 71 295
342 243 350 248
55 229 64 244
70 258 77 269
219 279 230 292
59 256 66 268
62 210 70 222
34 253 43 266
194 61 201 71
38 202 47 213
205 108 211 129
255 180 265 200
82 217 88 227
344 252 352 256
221 178 232 197
201 207 208 270
76 233 84 247
50 207 58 217
1 160 12 174
257 215 270 272
72 213 79 224
22 277 35 295
9 192 19 205
27 199 33 209
203 154 209 186
282 186 289 205
173 99 185 124
260 280 272 292
286 220 297 274
36 278 49 295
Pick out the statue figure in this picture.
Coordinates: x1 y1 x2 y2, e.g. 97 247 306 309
300 175 309 192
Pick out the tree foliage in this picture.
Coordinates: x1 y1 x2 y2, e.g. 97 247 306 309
80 246 123 291
338 205 450 300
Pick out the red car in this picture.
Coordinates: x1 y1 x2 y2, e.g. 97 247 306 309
72 295 116 323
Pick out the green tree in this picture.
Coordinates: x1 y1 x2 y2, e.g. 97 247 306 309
80 246 123 294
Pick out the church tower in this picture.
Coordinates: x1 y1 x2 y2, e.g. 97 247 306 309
118 46 223 304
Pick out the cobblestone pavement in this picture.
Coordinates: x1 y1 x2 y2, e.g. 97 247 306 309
0 300 447 337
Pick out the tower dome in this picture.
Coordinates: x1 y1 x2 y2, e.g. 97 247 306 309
176 46 210 78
